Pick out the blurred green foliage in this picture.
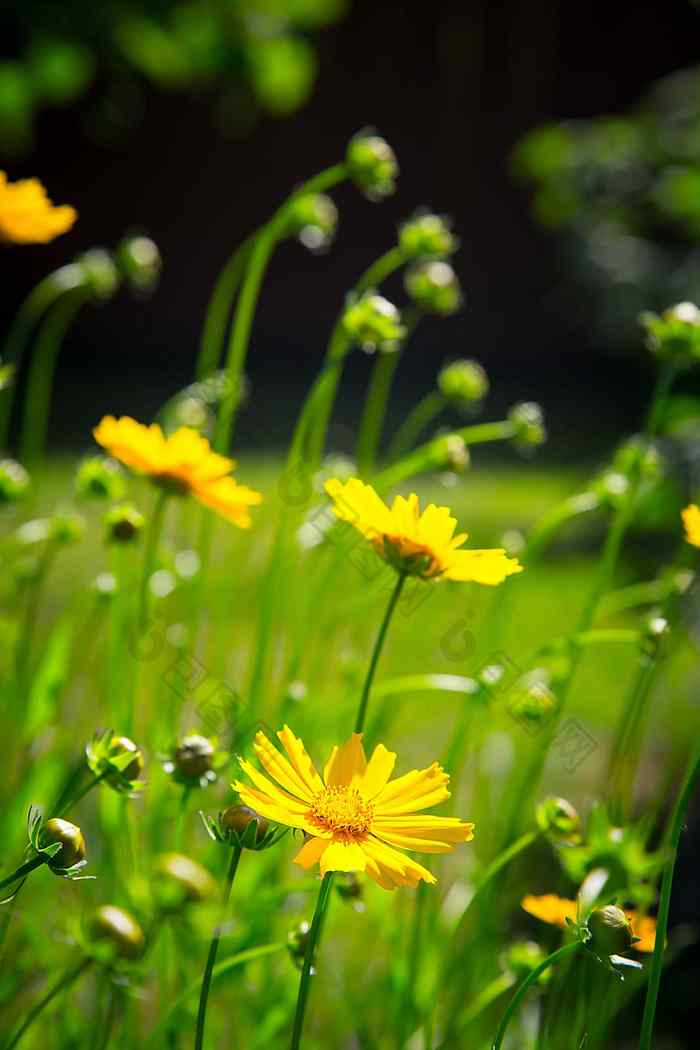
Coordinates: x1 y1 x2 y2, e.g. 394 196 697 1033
0 0 348 156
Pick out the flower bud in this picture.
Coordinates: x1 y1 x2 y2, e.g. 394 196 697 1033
405 261 462 316
287 920 310 969
104 503 145 544
342 293 404 353
174 734 215 780
286 193 338 252
641 302 700 366
335 872 363 902
41 818 86 869
0 459 30 503
438 359 489 404
88 905 145 961
49 510 85 545
346 131 398 200
78 249 120 301
588 905 634 957
153 853 217 911
75 456 125 500
439 434 470 473
116 234 162 293
221 805 269 844
536 796 581 844
399 212 457 260
506 940 549 983
87 730 145 793
109 736 143 782
508 402 546 452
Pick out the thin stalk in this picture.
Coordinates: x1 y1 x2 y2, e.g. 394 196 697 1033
96 984 120 1050
639 742 700 1050
290 872 335 1050
5 956 92 1050
356 351 403 475
58 769 111 816
0 855 44 893
19 289 88 468
214 164 347 454
194 846 242 1050
492 942 579 1050
387 390 446 463
196 235 254 381
355 573 406 735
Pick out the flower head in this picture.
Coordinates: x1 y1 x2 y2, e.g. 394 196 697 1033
93 416 262 527
324 477 522 584
233 726 474 890
521 893 656 952
0 171 77 244
683 504 700 547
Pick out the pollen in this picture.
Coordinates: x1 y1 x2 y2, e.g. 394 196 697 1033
309 786 374 837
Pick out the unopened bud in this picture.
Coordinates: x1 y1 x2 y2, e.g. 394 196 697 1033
75 456 125 500
399 212 456 260
0 459 30 503
508 402 546 451
588 905 634 957
641 302 700 366
174 735 215 780
104 503 145 543
41 818 86 869
78 248 120 300
221 805 269 844
342 293 404 353
286 193 338 251
536 796 581 844
438 359 489 404
287 920 310 969
153 853 216 910
49 510 85 545
88 905 145 961
405 261 462 316
346 131 398 200
117 234 162 293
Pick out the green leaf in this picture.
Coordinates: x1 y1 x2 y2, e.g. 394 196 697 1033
24 619 74 740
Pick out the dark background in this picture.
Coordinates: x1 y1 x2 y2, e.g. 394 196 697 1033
4 0 700 461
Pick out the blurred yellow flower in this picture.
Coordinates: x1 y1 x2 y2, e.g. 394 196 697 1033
233 726 474 890
93 416 262 526
682 503 700 547
324 477 522 583
0 172 77 244
521 893 657 952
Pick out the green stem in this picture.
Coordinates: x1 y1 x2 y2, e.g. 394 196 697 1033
5 956 92 1050
19 289 88 469
356 351 403 475
58 769 110 816
194 846 242 1050
492 942 579 1050
137 491 169 635
0 855 44 893
290 872 335 1050
14 540 57 687
196 236 254 381
639 742 700 1050
355 573 406 735
214 164 347 454
387 390 446 463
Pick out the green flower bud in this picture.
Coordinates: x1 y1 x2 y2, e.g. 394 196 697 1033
116 234 162 293
508 402 546 452
641 302 700 367
40 818 86 870
88 905 145 961
153 853 216 910
78 249 120 301
104 503 145 544
405 261 462 316
221 805 269 843
287 920 310 969
439 434 470 473
506 940 550 983
174 734 215 780
87 730 145 793
536 796 581 844
346 131 398 200
508 671 559 732
286 193 338 252
75 456 125 500
0 459 30 503
342 293 405 353
588 905 634 957
399 211 457 260
438 359 489 404
49 510 85 545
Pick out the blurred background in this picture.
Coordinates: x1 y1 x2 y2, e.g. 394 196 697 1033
4 0 700 462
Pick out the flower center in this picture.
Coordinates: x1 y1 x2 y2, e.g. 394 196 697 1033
375 535 442 578
309 786 374 837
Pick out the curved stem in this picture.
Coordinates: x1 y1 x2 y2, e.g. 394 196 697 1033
290 872 335 1050
196 235 254 381
492 942 579 1050
0 855 44 893
19 289 88 469
639 743 700 1050
194 845 242 1050
355 573 406 735
356 351 403 475
387 390 446 463
5 956 92 1050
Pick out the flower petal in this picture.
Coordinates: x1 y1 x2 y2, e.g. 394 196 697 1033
277 725 324 796
357 744 397 799
373 762 451 816
362 836 436 885
323 733 367 787
293 836 331 870
445 548 522 585
253 732 315 802
236 758 310 815
319 840 367 875
521 894 577 928
233 782 313 832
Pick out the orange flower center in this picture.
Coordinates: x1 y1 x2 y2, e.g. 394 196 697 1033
374 535 443 578
309 786 374 837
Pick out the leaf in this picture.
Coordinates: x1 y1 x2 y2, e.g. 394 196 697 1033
24 619 74 740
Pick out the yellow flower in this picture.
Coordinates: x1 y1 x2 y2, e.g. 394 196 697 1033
521 893 657 953
233 726 474 890
682 503 700 547
324 477 522 583
0 172 77 244
93 416 262 526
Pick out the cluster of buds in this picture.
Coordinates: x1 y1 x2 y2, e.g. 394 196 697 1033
398 211 457 261
104 503 145 544
286 193 338 252
342 292 405 354
346 130 398 200
86 729 145 795
508 402 547 453
162 733 227 789
75 456 125 501
0 459 30 503
201 804 285 852
27 807 92 882
86 905 145 965
152 853 217 914
405 260 462 316
641 301 700 367
438 359 489 406
536 796 582 845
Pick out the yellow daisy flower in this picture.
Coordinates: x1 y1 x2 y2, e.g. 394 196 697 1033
0 171 77 244
682 503 700 547
521 893 657 952
93 415 262 527
233 726 474 890
324 477 522 583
